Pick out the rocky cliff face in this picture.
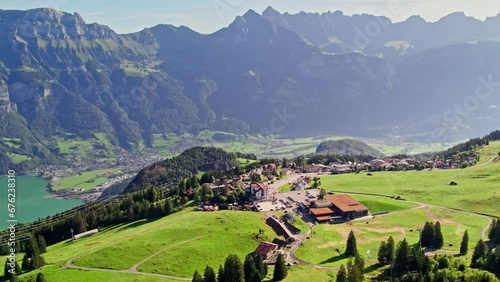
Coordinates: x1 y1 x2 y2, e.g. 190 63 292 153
0 7 499 170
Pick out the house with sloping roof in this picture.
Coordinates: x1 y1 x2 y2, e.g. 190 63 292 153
251 183 269 200
254 242 278 259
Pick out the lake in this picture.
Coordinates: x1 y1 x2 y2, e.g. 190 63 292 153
0 175 83 230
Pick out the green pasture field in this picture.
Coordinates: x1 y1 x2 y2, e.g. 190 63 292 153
51 169 115 191
295 204 489 268
317 141 500 216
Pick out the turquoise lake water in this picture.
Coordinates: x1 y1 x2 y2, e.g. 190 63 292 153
0 175 83 230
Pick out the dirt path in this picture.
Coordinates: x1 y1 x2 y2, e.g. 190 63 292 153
481 156 498 166
128 236 204 272
481 219 493 241
64 236 204 281
291 191 494 268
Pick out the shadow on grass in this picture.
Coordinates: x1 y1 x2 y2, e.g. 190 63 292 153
118 218 161 231
319 254 348 265
365 263 384 273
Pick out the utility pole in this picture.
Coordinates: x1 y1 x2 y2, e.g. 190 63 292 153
71 228 74 242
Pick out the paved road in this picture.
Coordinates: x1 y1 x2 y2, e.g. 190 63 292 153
64 236 204 281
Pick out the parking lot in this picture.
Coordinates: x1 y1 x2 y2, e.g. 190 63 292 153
255 189 320 212
278 189 320 205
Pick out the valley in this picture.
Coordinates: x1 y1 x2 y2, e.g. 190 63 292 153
1 3 500 282
2 139 499 281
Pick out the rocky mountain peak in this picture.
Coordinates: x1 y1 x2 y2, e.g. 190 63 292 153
1 8 116 40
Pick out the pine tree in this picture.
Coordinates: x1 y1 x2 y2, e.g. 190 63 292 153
345 231 358 257
36 273 47 282
244 253 257 282
21 254 30 272
253 253 267 278
492 219 500 244
433 221 444 249
377 241 387 264
420 222 435 248
346 257 363 282
192 270 204 282
37 235 47 254
394 239 411 274
164 198 174 215
471 239 489 268
460 230 469 255
25 234 39 258
353 253 365 282
204 265 217 282
273 253 288 281
223 254 244 282
250 269 262 282
218 265 225 282
336 264 347 282
386 236 395 263
346 259 355 282
4 258 15 281
488 220 497 241
243 253 266 282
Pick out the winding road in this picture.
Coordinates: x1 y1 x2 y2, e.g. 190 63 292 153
61 190 494 277
284 191 494 270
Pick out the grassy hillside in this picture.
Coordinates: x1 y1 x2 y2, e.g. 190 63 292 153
14 210 276 281
295 206 489 268
318 141 500 216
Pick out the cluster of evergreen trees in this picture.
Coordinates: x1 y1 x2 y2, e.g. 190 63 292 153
192 252 287 282
127 147 240 192
471 239 500 277
3 234 46 281
420 221 444 249
336 253 365 282
489 219 500 245
337 231 499 282
336 231 365 282
0 184 191 255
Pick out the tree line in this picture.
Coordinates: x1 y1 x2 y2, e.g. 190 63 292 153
336 229 499 281
191 252 288 282
3 234 46 282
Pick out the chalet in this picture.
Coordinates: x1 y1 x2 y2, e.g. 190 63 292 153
369 159 389 170
305 164 322 173
254 242 278 259
291 176 310 191
333 165 352 174
251 183 269 200
306 194 369 223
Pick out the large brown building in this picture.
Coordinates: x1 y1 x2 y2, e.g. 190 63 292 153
305 194 369 223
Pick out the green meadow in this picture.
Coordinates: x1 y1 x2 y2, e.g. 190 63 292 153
295 205 489 268
8 140 500 281
51 169 116 191
39 210 275 278
318 141 500 216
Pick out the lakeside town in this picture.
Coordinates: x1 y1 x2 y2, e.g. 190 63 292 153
26 147 479 203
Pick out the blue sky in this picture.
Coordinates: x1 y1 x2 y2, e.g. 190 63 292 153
2 0 499 34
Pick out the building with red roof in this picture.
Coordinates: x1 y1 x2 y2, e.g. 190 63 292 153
305 194 369 223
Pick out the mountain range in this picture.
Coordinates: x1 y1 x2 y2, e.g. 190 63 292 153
1 7 500 171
